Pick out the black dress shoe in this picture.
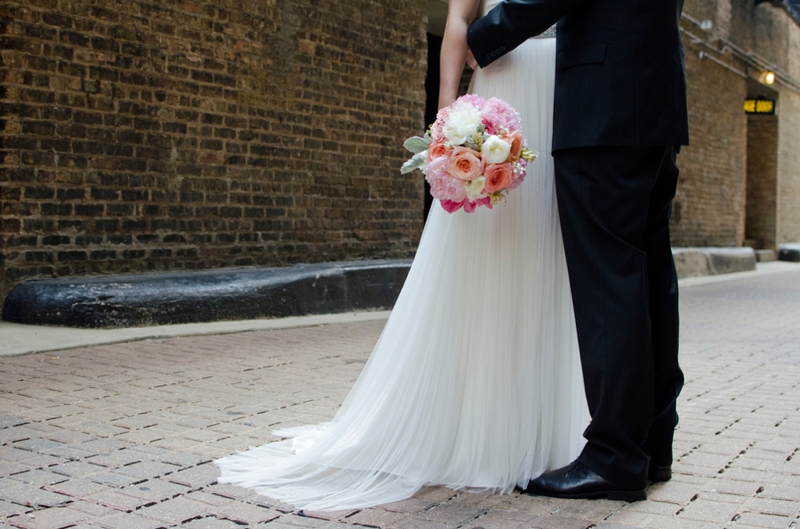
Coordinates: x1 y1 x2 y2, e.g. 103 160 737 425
523 460 646 502
648 464 672 482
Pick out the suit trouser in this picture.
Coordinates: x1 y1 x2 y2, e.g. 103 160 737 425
553 145 684 488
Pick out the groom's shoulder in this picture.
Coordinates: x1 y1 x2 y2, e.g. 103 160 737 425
558 0 683 50
562 0 682 28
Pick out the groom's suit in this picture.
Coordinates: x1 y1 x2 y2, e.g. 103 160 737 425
469 0 689 489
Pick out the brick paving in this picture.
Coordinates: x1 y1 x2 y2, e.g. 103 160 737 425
1 267 800 528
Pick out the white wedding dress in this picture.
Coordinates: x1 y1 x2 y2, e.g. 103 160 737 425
215 1 589 511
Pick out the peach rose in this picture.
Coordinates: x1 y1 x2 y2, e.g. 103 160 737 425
483 163 515 194
447 147 483 181
507 132 523 163
427 141 447 162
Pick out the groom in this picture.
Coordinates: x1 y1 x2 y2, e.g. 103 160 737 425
468 0 689 501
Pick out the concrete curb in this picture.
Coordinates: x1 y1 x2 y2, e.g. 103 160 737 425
2 260 411 329
1 248 759 329
672 247 756 279
3 261 798 358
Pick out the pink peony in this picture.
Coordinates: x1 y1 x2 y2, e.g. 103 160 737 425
447 147 483 181
458 93 486 108
426 156 467 203
462 197 492 213
481 97 522 134
475 196 493 209
441 199 465 213
438 196 493 215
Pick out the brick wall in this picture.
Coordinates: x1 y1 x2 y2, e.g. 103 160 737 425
3 0 800 306
0 0 428 301
745 114 778 248
672 32 748 247
671 0 800 248
774 15 800 245
777 89 800 244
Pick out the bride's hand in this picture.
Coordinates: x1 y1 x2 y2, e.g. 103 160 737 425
466 47 478 70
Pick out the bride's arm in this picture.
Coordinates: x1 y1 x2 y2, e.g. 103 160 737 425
438 0 481 109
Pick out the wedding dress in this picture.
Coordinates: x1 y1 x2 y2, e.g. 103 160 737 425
215 1 589 511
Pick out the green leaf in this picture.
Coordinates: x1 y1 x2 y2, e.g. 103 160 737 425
400 151 427 174
404 136 430 154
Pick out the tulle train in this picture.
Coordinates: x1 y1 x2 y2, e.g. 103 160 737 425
215 37 589 512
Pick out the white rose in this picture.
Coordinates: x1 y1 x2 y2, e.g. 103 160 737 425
482 135 511 164
443 102 482 146
465 176 486 201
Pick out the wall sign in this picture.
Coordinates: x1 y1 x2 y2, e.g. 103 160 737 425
744 98 776 114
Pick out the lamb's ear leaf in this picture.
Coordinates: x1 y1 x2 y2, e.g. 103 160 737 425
404 136 430 154
400 151 427 174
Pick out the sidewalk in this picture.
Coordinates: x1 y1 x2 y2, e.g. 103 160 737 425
0 261 799 528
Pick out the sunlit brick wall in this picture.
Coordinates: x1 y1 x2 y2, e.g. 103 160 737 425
0 0 428 300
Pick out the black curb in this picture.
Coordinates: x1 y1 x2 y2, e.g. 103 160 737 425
1 259 412 329
779 244 800 262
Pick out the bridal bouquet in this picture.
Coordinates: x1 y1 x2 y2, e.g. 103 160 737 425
402 94 538 213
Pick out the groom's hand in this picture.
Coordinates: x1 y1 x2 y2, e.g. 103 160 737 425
466 47 478 69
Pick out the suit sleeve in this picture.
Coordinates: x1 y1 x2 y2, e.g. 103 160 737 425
467 0 588 68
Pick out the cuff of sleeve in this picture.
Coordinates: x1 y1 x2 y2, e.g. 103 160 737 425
467 22 495 69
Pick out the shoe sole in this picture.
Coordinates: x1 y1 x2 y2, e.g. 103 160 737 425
524 488 647 502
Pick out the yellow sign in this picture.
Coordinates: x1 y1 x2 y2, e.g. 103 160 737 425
744 99 775 114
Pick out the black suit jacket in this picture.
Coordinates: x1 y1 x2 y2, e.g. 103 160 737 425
467 0 690 151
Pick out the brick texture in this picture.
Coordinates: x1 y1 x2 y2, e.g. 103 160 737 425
745 114 778 248
670 0 800 247
0 0 427 300
673 38 748 247
776 78 800 244
3 267 800 527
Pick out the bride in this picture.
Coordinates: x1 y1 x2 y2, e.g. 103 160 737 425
215 0 589 511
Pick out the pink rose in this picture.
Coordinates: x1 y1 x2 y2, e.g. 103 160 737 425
427 141 447 162
506 132 523 163
483 163 515 194
447 147 483 181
